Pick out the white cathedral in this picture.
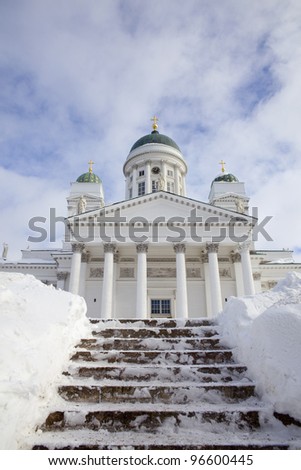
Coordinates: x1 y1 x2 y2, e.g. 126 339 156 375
1 118 300 319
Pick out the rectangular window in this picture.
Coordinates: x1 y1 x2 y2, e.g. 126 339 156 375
152 180 158 192
129 188 132 198
139 170 145 177
167 169 173 176
167 181 174 193
151 299 171 316
138 181 145 196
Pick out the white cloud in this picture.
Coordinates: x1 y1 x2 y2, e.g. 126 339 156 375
0 0 301 260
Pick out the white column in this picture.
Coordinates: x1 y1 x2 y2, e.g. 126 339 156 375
69 243 84 295
112 251 119 318
231 252 244 297
206 243 223 315
174 165 180 194
57 271 68 290
238 242 255 295
161 160 167 190
174 243 188 319
145 160 151 194
202 253 212 317
136 243 148 319
101 243 115 319
132 165 138 197
79 251 90 297
125 172 130 199
182 172 186 196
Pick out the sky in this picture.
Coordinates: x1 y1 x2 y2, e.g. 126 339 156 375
1 0 301 261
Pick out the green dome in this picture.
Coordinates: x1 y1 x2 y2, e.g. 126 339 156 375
76 172 101 183
130 130 181 152
213 173 239 184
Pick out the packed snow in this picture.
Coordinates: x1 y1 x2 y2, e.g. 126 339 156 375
1 271 301 449
0 273 89 449
219 271 301 421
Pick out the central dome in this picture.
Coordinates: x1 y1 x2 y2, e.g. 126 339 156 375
130 130 181 152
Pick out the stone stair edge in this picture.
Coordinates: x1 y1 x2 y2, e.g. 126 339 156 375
29 429 292 450
58 381 254 388
39 402 267 412
66 363 247 370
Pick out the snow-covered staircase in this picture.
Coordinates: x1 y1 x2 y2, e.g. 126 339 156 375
32 318 300 449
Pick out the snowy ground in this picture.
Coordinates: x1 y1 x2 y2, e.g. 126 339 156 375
0 273 89 449
1 272 301 449
218 271 301 422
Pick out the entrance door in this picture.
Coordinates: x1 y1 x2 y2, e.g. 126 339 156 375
151 299 171 318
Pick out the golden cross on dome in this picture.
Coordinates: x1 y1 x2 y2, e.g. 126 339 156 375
151 115 159 131
219 160 226 173
88 159 95 174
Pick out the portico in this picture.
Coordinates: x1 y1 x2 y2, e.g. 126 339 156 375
67 226 255 319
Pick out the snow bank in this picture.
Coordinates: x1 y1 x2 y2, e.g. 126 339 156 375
0 273 89 449
219 272 301 420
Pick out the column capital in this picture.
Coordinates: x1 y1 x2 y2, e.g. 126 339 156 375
237 241 252 253
136 243 148 253
206 242 219 254
57 271 68 280
72 243 85 254
103 243 116 254
173 243 186 254
253 272 261 281
230 251 241 263
81 251 90 263
201 253 209 263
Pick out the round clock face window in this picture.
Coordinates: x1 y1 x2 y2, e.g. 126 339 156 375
152 166 160 175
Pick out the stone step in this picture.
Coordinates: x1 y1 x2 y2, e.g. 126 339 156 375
42 405 262 432
90 318 215 327
32 427 290 450
58 382 256 404
71 349 234 365
77 337 222 351
92 327 219 339
71 364 248 382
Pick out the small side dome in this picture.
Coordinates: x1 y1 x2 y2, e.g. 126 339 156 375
213 173 239 184
76 160 101 183
130 130 181 152
211 160 239 185
76 172 102 183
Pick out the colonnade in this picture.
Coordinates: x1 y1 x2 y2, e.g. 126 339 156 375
67 241 255 319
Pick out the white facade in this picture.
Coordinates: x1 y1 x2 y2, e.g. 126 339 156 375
1 124 300 318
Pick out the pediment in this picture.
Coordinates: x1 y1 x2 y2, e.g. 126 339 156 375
68 191 255 225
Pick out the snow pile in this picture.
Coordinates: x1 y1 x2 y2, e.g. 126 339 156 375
219 272 301 420
0 273 89 449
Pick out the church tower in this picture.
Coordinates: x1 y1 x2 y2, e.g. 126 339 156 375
123 117 187 199
67 160 105 217
208 160 249 214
